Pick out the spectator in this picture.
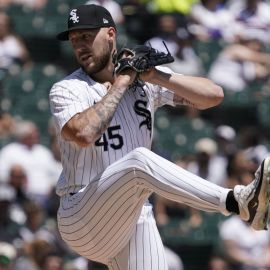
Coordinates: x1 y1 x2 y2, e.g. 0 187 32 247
8 164 30 205
0 242 17 270
145 14 203 75
0 11 29 74
145 14 183 56
219 215 270 270
225 150 256 189
215 125 237 158
0 112 14 143
211 125 237 186
228 0 270 45
20 199 75 261
19 201 52 244
0 184 21 244
189 0 235 41
239 126 270 165
187 137 228 186
41 252 63 270
0 120 60 204
208 255 231 270
7 164 31 224
120 0 153 44
14 239 56 270
208 33 270 92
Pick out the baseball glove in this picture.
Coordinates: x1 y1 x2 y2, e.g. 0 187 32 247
113 42 174 74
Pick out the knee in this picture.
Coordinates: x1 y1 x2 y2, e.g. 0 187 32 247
121 148 151 187
123 147 153 174
128 147 151 161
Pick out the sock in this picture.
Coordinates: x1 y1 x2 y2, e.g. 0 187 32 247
225 190 239 214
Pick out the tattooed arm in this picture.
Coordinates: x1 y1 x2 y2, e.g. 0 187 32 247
61 73 135 147
140 68 224 110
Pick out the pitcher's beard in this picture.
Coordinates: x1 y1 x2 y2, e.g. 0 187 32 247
81 48 111 76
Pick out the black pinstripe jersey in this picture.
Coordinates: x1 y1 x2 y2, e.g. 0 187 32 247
49 67 175 196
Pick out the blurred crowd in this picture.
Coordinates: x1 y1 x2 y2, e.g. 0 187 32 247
0 0 270 269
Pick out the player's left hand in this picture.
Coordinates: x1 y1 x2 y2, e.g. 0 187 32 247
113 43 174 75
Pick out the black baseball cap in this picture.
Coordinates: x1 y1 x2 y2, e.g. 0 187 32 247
57 4 116 41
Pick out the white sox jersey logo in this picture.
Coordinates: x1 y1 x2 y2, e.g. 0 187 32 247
134 100 152 133
69 9 79 24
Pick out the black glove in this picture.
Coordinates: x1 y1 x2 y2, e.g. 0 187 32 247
113 42 174 74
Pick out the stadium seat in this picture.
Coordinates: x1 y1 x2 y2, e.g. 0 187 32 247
257 97 270 129
153 107 214 160
2 63 66 145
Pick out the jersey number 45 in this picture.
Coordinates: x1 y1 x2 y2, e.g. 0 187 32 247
95 125 124 151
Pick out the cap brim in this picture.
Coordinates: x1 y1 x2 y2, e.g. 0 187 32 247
56 25 102 41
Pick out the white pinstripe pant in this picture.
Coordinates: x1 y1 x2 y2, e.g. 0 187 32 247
58 147 230 269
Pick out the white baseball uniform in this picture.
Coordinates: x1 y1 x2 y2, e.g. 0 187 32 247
49 67 231 270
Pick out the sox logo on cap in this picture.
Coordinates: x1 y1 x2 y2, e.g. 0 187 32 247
69 9 79 24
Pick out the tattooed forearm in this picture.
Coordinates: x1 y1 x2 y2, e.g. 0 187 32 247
174 95 197 107
78 85 126 142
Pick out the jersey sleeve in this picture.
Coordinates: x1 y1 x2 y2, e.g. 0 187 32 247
148 66 177 109
49 82 93 132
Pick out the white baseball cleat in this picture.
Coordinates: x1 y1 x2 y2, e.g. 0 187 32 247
233 157 270 230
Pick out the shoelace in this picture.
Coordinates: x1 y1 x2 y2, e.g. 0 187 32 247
238 168 261 205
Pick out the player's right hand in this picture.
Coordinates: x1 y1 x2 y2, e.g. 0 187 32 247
114 68 137 88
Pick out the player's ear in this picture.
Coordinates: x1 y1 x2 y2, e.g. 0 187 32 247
107 27 116 41
107 27 116 51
